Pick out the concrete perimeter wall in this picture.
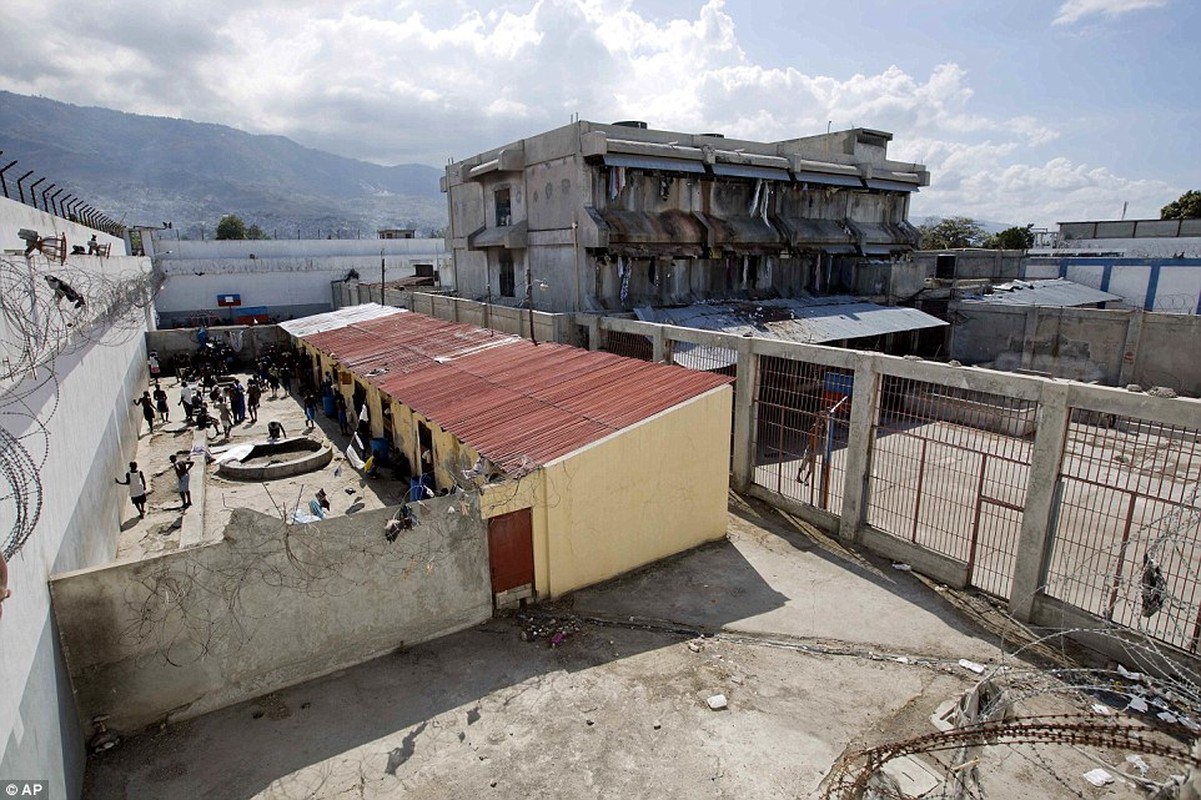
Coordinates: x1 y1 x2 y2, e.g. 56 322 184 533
49 501 490 740
0 197 153 800
948 304 1201 397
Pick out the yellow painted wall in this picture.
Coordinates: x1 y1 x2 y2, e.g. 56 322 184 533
539 386 731 597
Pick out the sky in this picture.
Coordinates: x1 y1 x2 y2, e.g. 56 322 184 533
1 0 1198 227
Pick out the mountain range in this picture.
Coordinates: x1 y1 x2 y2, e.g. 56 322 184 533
0 91 447 239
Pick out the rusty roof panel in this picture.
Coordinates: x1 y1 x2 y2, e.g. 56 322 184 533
294 312 731 473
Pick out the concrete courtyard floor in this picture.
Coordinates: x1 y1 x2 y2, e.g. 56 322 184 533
86 488 1185 798
116 372 406 560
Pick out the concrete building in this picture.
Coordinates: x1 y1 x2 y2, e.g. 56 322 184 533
144 232 450 326
0 196 152 797
441 121 930 318
285 305 733 601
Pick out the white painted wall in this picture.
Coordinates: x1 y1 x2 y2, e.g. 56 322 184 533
0 197 152 800
150 239 451 324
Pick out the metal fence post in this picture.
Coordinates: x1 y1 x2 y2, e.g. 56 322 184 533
838 353 881 542
1009 381 1070 621
730 336 757 489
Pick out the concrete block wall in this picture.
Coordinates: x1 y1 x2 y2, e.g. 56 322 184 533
49 501 490 739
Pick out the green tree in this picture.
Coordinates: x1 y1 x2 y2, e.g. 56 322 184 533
917 216 987 249
246 224 268 240
215 214 247 240
1161 190 1201 220
984 224 1035 250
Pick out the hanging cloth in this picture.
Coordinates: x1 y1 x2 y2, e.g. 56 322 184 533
619 257 631 305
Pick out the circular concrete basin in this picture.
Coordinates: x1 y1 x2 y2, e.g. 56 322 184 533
218 437 333 481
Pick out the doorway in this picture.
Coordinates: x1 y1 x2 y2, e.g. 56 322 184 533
487 508 534 604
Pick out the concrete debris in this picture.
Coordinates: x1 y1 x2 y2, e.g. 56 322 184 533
707 694 728 711
957 659 986 674
688 640 704 653
891 562 912 571
1148 386 1178 398
1126 383 1145 393
1083 768 1114 787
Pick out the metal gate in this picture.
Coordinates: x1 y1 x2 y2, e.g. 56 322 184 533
867 376 1035 599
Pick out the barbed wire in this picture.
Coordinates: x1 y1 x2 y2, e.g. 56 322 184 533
0 250 161 559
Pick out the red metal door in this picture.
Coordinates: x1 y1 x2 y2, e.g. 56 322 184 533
488 509 534 594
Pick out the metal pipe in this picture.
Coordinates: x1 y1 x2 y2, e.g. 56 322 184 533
16 170 34 204
49 188 63 216
40 183 56 212
0 160 18 198
29 177 46 207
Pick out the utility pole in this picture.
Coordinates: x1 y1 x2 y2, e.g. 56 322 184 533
380 249 386 305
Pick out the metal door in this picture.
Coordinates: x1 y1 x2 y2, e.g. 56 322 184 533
488 508 534 594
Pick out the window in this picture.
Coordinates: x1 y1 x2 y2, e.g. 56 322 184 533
936 254 956 279
499 254 516 297
495 188 512 227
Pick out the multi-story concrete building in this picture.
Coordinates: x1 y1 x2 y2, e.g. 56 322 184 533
441 120 930 315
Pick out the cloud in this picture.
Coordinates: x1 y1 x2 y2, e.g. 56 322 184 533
1052 0 1168 25
0 0 1180 226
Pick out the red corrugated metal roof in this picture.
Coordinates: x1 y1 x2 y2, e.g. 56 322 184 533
295 311 732 473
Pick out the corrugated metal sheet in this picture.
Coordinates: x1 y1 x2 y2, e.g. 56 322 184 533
278 303 403 337
293 313 732 474
638 296 947 356
962 279 1120 307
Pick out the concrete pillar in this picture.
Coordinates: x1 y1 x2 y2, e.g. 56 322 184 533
585 316 601 351
1008 381 1070 621
730 336 757 489
651 326 667 363
1020 307 1039 370
1117 310 1145 386
838 354 882 542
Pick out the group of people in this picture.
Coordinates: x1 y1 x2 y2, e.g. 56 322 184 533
115 455 192 518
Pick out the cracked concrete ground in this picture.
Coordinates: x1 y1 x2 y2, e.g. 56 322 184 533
87 494 1183 798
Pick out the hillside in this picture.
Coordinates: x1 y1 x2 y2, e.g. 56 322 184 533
0 91 447 238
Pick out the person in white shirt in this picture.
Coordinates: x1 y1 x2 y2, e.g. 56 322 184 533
115 461 148 518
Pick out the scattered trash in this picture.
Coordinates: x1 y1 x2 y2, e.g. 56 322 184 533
1091 703 1113 716
1083 768 1114 787
585 718 594 726
895 656 910 664
489 779 498 788
892 562 912 571
1125 383 1144 393
1182 717 1201 733
958 659 986 674
688 640 704 653
653 721 661 730
1147 386 1178 398
1127 696 1149 713
707 694 728 710
344 487 356 495
1158 711 1179 724
517 614 581 647
1126 754 1150 776
1116 664 1143 681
